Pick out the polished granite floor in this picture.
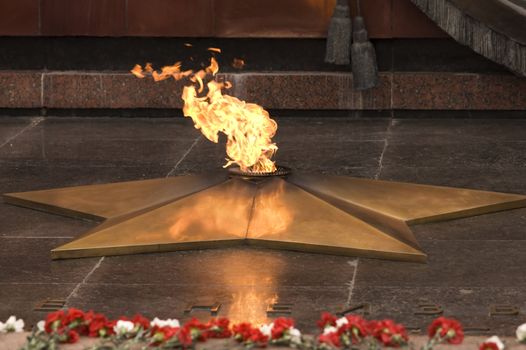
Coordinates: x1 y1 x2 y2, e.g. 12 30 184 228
0 115 525 334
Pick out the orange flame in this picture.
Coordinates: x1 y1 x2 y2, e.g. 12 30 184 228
131 56 278 173
207 47 221 53
232 58 245 69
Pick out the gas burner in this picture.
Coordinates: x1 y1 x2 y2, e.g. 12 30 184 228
228 165 291 178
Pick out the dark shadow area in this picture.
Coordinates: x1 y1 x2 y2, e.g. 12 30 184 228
0 37 508 73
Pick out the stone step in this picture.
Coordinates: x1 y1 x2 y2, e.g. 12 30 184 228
1 71 525 111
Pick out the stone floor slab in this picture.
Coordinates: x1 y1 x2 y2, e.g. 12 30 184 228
388 119 526 144
382 142 526 169
354 240 526 288
0 117 34 146
0 164 172 192
0 238 100 283
379 165 526 193
86 247 357 288
0 117 199 167
0 203 93 238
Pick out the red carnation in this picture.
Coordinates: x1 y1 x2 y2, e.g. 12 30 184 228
480 342 500 350
428 317 464 344
183 318 208 341
232 323 268 347
317 312 337 329
271 317 294 339
65 308 85 324
341 315 369 342
177 326 193 347
248 328 269 347
86 313 114 337
206 318 232 338
318 331 341 348
44 310 66 333
66 330 80 343
150 326 179 345
369 319 408 347
233 322 253 341
65 308 88 335
131 314 150 330
56 328 80 344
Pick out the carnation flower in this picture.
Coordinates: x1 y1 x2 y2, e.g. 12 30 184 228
271 317 295 339
233 322 254 341
182 318 208 341
259 323 273 337
318 331 341 348
150 317 180 329
370 319 408 347
233 322 268 347
340 314 368 344
480 336 505 350
85 312 115 337
114 320 135 335
64 308 85 326
480 342 500 350
259 318 303 346
64 308 89 335
54 327 80 344
517 323 526 343
289 327 302 344
336 316 349 328
150 325 179 345
177 326 194 347
118 314 151 332
317 312 337 329
36 320 45 332
206 318 232 338
44 310 66 333
63 329 80 344
249 328 270 347
0 316 24 333
428 317 464 344
323 326 338 335
131 314 150 330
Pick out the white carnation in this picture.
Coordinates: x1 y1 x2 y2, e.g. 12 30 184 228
150 317 180 328
114 320 135 335
323 326 338 335
36 320 45 332
485 336 505 350
336 317 349 328
0 316 24 333
517 323 526 343
289 327 302 344
259 323 273 337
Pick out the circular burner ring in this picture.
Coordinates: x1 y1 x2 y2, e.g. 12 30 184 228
228 165 291 177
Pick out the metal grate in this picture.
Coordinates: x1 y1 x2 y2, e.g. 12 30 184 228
34 299 66 312
184 303 221 316
267 303 293 316
228 165 291 178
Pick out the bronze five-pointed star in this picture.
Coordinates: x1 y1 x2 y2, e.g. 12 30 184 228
4 173 526 262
